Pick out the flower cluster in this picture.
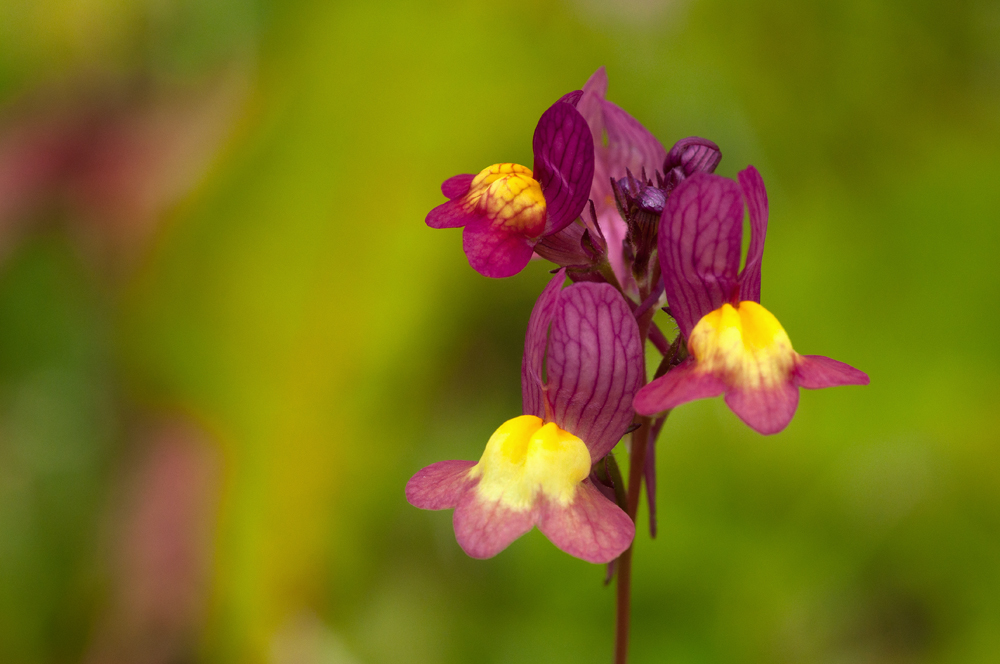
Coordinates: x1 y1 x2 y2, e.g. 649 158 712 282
410 67 868 566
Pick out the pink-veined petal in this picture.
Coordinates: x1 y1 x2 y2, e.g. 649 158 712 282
738 165 768 303
545 282 644 459
521 269 566 419
461 216 536 278
536 479 634 564
453 490 536 559
532 101 595 235
441 173 475 200
405 460 476 510
725 382 800 435
633 358 726 416
794 354 870 389
658 173 744 338
577 67 666 290
426 198 479 229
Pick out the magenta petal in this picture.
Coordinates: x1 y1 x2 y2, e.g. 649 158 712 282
426 198 479 229
532 101 595 235
521 269 566 419
441 173 475 199
725 382 800 435
557 89 584 106
576 68 665 291
462 216 536 278
633 358 726 415
794 355 870 389
546 282 644 459
453 490 536 559
536 480 634 564
406 460 476 510
737 165 768 303
658 173 744 338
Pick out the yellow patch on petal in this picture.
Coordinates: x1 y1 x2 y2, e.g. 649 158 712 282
688 301 797 389
462 163 547 237
468 415 591 511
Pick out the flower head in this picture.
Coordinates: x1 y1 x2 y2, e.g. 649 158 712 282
406 270 644 562
426 97 595 278
633 167 869 434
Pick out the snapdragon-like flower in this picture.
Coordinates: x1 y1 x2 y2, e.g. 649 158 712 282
406 270 644 562
426 97 595 278
633 167 869 434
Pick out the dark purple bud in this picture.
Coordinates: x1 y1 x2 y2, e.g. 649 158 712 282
663 137 722 190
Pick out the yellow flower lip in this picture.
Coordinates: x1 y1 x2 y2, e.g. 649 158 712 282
688 301 797 389
469 415 591 511
463 163 547 237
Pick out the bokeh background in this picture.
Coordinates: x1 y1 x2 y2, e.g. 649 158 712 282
0 0 998 662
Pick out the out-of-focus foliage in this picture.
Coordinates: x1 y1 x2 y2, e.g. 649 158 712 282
0 0 997 663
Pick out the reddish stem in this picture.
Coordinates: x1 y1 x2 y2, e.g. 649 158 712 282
614 302 655 664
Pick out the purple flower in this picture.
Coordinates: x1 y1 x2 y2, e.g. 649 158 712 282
426 97 595 278
406 270 644 562
575 68 666 291
633 167 869 435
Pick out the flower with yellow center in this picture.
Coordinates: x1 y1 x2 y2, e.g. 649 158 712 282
426 96 595 278
407 271 644 562
634 168 868 434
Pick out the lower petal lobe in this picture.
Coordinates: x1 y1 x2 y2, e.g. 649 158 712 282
794 355 870 389
405 460 476 510
725 382 800 435
633 358 726 416
462 217 535 278
536 479 634 564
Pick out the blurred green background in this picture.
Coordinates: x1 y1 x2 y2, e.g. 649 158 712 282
0 0 998 662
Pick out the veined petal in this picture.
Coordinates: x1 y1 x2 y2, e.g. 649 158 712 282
462 216 536 278
454 490 536 559
522 269 567 419
578 67 666 290
659 173 744 338
737 165 768 303
532 101 595 235
794 354 870 389
725 382 799 435
405 460 477 510
633 358 726 415
536 479 634 563
426 198 480 229
546 282 644 459
441 173 475 199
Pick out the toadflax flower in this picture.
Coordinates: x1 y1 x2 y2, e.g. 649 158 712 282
406 270 644 562
633 167 869 434
426 96 595 278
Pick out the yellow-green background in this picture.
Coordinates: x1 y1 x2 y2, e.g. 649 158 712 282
1 0 999 662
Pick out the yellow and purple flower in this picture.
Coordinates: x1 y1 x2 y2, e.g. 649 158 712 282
633 167 869 434
426 96 595 278
406 270 644 562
